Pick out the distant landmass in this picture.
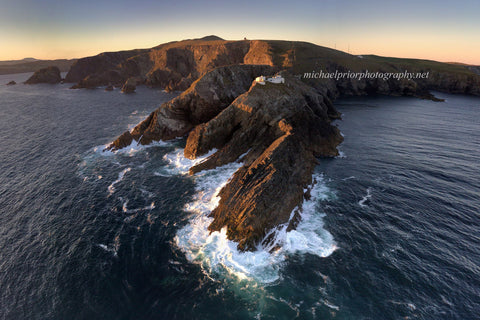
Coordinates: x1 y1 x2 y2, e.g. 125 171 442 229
0 58 76 75
0 57 38 66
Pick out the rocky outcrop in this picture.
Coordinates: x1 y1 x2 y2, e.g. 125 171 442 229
184 74 342 251
121 77 140 93
106 64 276 150
107 65 342 251
6 81 16 85
24 66 62 84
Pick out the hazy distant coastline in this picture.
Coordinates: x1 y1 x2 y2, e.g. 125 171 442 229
0 58 76 75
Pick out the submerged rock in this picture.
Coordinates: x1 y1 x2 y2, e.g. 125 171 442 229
105 85 114 91
25 66 61 84
6 81 16 85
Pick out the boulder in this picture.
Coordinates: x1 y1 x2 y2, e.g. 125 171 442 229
121 77 139 93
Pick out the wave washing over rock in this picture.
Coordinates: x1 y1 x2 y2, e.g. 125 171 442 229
166 148 337 283
106 65 343 252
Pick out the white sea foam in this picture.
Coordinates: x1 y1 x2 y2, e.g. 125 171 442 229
359 187 372 207
336 149 346 159
162 148 218 175
89 135 176 160
107 168 131 196
97 243 118 257
171 148 337 284
121 198 155 213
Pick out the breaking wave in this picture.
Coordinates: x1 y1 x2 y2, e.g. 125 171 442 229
168 149 337 284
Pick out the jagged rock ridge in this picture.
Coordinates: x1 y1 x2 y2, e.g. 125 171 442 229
106 64 277 150
107 65 343 251
185 74 343 251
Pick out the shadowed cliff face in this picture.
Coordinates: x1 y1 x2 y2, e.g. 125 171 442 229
106 64 276 151
64 49 148 84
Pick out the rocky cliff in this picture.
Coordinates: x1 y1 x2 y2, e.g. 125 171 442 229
24 66 62 84
106 64 276 150
65 36 270 90
65 37 480 99
107 65 342 251
185 74 343 251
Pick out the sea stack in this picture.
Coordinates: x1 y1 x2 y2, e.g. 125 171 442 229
25 66 62 84
121 78 137 93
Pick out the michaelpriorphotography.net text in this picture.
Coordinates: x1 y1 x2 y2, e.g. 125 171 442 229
303 70 430 81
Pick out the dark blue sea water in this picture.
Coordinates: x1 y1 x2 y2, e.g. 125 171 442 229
0 72 479 320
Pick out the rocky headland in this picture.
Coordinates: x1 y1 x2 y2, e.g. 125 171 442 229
107 65 343 251
86 37 480 251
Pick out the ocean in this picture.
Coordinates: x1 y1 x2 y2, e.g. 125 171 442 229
0 72 479 320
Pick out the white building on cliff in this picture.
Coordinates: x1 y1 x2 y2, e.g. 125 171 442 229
255 74 285 85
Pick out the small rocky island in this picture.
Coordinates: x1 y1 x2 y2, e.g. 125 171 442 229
63 36 480 251
25 66 62 84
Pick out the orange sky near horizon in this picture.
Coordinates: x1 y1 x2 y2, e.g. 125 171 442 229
1 0 479 65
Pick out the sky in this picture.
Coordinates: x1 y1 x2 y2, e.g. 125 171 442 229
0 0 479 64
